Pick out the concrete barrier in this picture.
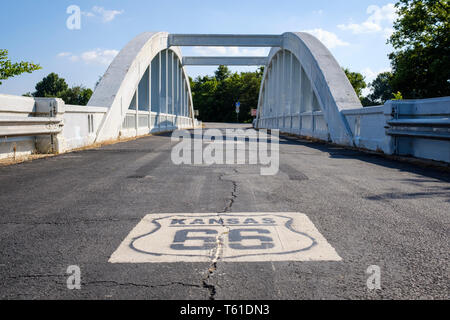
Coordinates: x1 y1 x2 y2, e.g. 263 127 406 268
0 93 201 160
342 106 389 153
321 98 450 163
385 97 450 163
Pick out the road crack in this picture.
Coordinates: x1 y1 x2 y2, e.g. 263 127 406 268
202 170 238 300
85 280 202 289
219 169 238 213
202 213 229 300
7 275 202 291
0 218 141 226
7 274 64 280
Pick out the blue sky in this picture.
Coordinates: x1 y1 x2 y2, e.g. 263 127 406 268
0 0 397 96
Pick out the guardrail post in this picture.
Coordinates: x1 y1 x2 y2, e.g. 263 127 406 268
383 101 397 155
34 98 65 154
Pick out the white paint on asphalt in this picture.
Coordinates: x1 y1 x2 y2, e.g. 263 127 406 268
109 212 342 263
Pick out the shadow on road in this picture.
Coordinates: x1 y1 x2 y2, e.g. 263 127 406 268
278 135 450 184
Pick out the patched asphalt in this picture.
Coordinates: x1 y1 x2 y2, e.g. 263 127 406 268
0 123 448 300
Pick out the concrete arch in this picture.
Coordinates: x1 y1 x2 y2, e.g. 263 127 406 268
88 32 195 141
256 32 361 145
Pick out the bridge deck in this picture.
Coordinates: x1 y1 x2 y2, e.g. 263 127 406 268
0 123 448 299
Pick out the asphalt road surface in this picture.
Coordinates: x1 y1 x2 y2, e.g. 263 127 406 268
0 123 448 300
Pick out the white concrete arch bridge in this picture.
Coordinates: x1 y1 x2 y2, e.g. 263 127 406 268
89 32 360 148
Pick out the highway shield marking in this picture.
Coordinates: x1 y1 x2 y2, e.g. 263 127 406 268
109 212 341 263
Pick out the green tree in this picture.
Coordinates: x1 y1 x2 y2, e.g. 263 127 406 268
215 65 231 82
32 73 93 106
368 72 394 104
191 66 263 123
343 68 367 99
191 75 218 121
236 68 264 122
61 86 93 105
359 96 375 107
388 0 450 98
0 49 41 85
213 70 241 123
33 72 68 98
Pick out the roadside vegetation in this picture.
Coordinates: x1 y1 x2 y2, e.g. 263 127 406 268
22 72 93 106
190 66 263 123
0 49 41 85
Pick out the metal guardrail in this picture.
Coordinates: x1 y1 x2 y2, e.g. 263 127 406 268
387 118 450 140
0 117 63 137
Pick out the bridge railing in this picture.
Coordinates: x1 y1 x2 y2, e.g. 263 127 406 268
387 118 450 140
0 117 62 137
0 95 62 159
63 104 108 150
342 106 388 153
324 98 450 163
0 94 63 139
121 110 194 138
258 97 450 163
0 93 201 160
258 111 329 141
0 94 111 159
384 97 450 162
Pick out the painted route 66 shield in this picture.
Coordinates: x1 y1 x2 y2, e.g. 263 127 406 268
109 212 341 263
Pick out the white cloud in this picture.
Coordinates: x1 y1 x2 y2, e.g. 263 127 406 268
80 49 119 65
57 52 78 61
57 49 119 65
302 29 350 49
338 3 397 35
192 47 269 57
82 6 124 23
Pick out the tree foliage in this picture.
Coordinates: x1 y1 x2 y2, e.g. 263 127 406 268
33 73 68 98
388 0 450 98
191 66 263 123
368 72 394 105
343 68 367 100
61 86 93 105
0 49 41 85
31 72 93 106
